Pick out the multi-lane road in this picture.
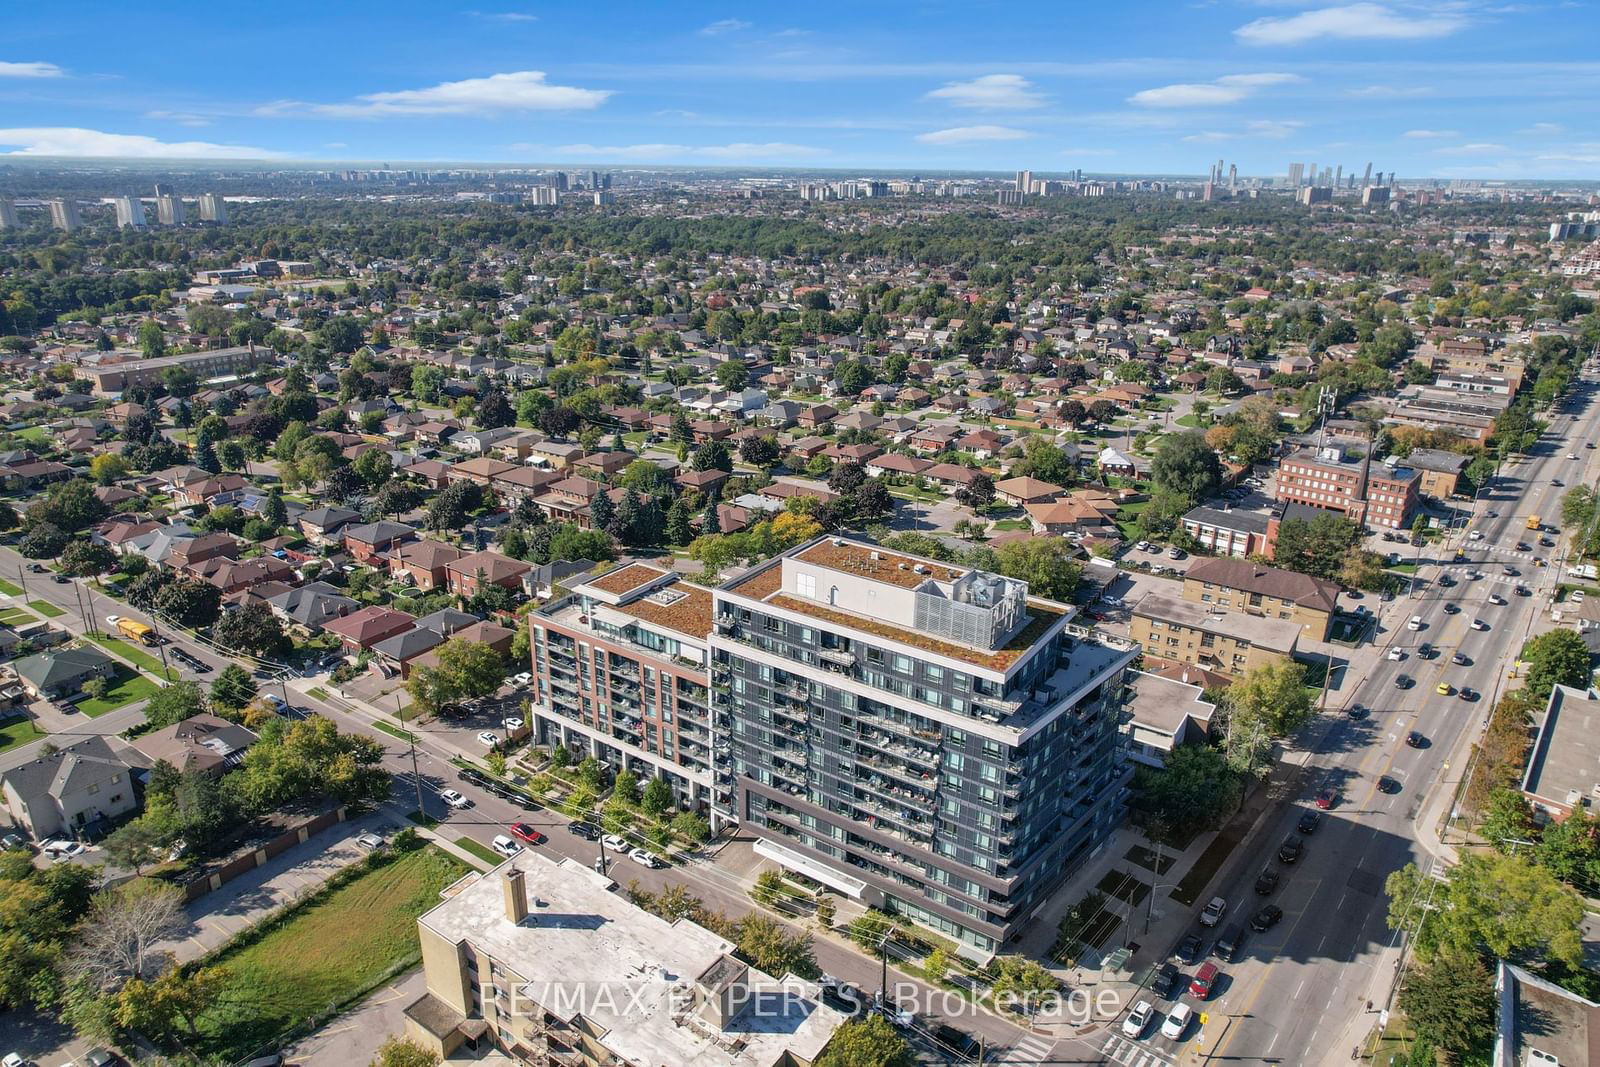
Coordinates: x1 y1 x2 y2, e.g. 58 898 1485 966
1089 370 1600 1067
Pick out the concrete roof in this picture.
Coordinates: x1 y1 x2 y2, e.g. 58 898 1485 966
1523 684 1600 809
1133 593 1302 655
1124 669 1217 738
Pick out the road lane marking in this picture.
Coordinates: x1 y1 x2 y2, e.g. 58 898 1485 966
1294 979 1306 999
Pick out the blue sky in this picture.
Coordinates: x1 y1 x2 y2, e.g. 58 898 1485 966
2 1 1597 177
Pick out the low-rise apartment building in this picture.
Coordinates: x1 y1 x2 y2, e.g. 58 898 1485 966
87 345 271 395
530 564 723 822
404 853 845 1064
1520 684 1600 823
1130 593 1300 678
709 534 1137 958
1121 670 1216 769
1182 557 1340 640
1180 505 1272 557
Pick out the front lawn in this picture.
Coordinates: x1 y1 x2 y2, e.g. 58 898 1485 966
453 836 502 867
85 633 177 681
0 714 45 754
192 844 470 1061
75 667 161 717
26 600 64 618
0 578 22 597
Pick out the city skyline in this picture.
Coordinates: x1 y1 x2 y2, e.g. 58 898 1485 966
0 1 1597 177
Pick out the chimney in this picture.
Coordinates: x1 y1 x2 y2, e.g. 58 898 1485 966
502 866 529 924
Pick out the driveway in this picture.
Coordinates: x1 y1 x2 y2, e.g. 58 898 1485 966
284 968 425 1067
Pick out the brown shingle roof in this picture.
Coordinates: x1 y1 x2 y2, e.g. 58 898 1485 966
1185 557 1339 613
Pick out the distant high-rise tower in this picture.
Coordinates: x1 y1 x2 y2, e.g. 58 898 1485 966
1016 169 1032 193
1287 162 1304 187
1334 165 1342 190
1306 162 1316 187
198 193 228 223
554 171 568 192
1362 162 1372 187
156 194 185 226
153 182 172 197
113 196 146 229
588 170 601 190
0 200 16 229
48 198 79 231
1228 164 1237 190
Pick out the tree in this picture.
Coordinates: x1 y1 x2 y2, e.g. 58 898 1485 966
816 1015 914 1067
642 776 674 817
479 388 513 429
813 895 837 930
739 435 780 469
1536 807 1600 889
692 439 733 473
923 945 950 985
666 498 694 546
100 820 164 876
1396 951 1495 1060
850 480 893 523
536 405 581 438
318 316 364 354
989 955 1059 1012
154 579 222 628
1150 431 1222 503
1478 787 1536 853
426 480 482 531
954 472 995 511
70 879 185 988
1130 745 1239 843
994 538 1081 600
144 681 208 730
137 320 166 359
88 453 128 487
19 522 67 559
369 1037 440 1067
1520 629 1592 699
125 569 174 612
1223 660 1314 776
752 869 785 908
716 361 749 391
114 965 228 1040
1272 513 1364 582
1387 852 1584 969
734 914 817 979
210 664 259 711
59 541 116 579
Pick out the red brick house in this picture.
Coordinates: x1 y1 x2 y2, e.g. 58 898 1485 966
322 605 416 654
444 550 532 597
388 540 464 591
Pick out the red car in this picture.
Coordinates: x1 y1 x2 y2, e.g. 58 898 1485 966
509 822 545 845
1188 962 1219 999
1315 788 1337 810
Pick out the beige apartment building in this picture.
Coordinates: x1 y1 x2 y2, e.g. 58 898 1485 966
1182 557 1340 640
1130 593 1300 679
405 852 846 1065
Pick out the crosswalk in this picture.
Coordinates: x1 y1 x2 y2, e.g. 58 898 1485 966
989 1032 1057 1065
1099 1034 1177 1067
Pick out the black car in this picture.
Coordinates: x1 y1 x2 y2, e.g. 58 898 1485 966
1377 776 1401 794
821 983 867 1018
51 574 69 583
1418 642 1433 659
457 768 489 786
1214 926 1245 962
1254 869 1280 895
1541 537 1556 547
1175 933 1204 965
1394 674 1413 690
932 1024 982 1060
1346 703 1368 720
1278 837 1303 863
27 563 44 573
1151 962 1180 998
567 821 599 840
1515 585 1531 597
1406 731 1425 748
1516 541 1531 552
1297 810 1321 834
1443 602 1460 614
1250 904 1284 932
1458 687 1479 702
1438 575 1455 587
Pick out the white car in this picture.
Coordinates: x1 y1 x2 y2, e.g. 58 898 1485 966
476 731 499 747
1200 896 1227 927
501 717 524 731
354 832 385 850
1136 541 1152 552
1488 593 1506 605
1468 530 1483 540
1471 618 1489 631
1569 453 1578 460
1162 1002 1194 1040
1385 647 1404 661
1574 591 1587 604
5 1055 31 1067
41 839 85 860
628 847 665 869
513 672 533 686
1122 1000 1155 1038
602 834 629 852
491 834 523 857
439 789 472 809
1407 616 1423 631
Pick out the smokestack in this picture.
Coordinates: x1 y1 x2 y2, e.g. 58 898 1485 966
503 866 529 924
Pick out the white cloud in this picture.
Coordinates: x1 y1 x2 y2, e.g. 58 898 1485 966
0 127 287 159
1182 131 1235 144
1520 122 1565 134
1347 84 1434 98
552 141 825 161
143 110 211 127
699 19 752 35
1247 118 1304 138
924 74 1045 110
264 71 611 118
471 11 537 21
915 125 1031 145
1435 142 1509 155
1235 3 1468 45
0 61 63 78
1129 72 1298 108
1403 128 1458 138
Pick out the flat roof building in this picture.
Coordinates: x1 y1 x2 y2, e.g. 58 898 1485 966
711 534 1137 957
1521 684 1600 823
86 345 270 395
406 852 847 1065
1121 670 1216 769
1130 593 1301 679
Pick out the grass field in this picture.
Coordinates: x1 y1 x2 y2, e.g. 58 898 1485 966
454 836 503 867
0 578 21 597
0 608 35 626
193 845 470 1061
26 600 64 618
15 426 50 447
0 714 44 754
76 667 161 717
1175 413 1204 428
85 633 176 681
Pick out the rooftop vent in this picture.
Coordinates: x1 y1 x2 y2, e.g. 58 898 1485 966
831 537 845 546
914 565 930 575
870 551 881 561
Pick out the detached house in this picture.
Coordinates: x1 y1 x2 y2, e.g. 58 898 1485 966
389 541 465 591
444 550 532 598
1 736 139 839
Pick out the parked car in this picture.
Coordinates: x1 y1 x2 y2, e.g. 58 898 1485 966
354 832 385 850
1162 1002 1194 1040
500 716 524 730
602 834 629 852
82 1050 119 1067
476 731 499 747
41 839 85 860
1151 962 1180 998
1214 925 1244 962
439 789 472 809
491 834 523 857
1250 904 1284 932
0 833 25 852
1298 810 1321 834
1174 933 1204 965
509 822 545 845
1188 962 1219 999
1278 837 1303 863
1254 869 1280 895
568 821 599 840
1200 896 1226 927
628 847 666 869
1122 1000 1155 1038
